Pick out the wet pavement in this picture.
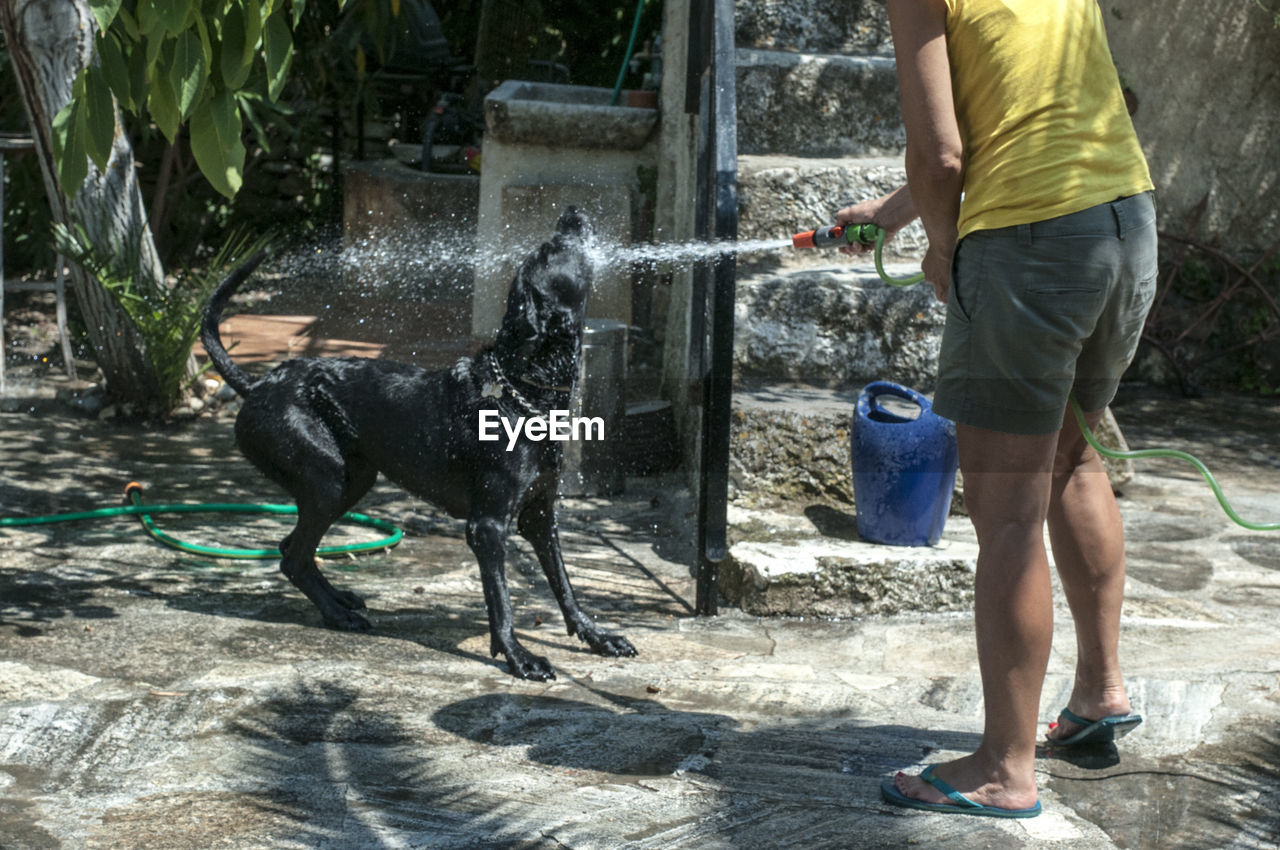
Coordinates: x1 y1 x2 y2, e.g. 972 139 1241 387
1 371 1279 849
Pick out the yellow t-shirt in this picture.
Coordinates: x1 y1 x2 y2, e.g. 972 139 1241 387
942 0 1154 238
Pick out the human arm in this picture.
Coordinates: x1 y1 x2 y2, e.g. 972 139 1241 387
886 0 963 303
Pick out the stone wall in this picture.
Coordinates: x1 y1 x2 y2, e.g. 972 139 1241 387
1105 0 1280 256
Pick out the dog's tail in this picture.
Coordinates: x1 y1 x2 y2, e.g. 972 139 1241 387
201 249 268 398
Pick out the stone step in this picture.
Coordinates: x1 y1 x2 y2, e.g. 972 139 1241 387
733 264 945 390
721 502 979 618
723 384 1135 618
736 0 892 56
737 154 926 270
724 384 974 618
735 49 903 157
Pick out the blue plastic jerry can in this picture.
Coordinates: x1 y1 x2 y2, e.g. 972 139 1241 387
851 381 958 546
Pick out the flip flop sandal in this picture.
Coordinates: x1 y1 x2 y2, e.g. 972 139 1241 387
880 765 1042 818
1048 707 1143 746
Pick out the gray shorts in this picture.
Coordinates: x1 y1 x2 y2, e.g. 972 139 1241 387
932 192 1158 435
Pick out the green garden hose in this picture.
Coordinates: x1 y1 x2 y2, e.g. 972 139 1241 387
864 223 927 287
1068 397 1279 531
610 0 649 107
0 483 403 559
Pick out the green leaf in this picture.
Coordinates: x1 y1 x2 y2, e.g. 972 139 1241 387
127 38 150 109
82 65 117 171
135 0 163 36
52 99 89 200
87 0 122 33
154 0 190 35
190 88 245 199
71 66 88 100
263 10 292 102
219 1 251 89
116 5 140 39
243 0 264 63
193 14 214 71
148 67 181 143
98 31 132 111
236 91 271 153
144 30 165 75
169 29 206 119
292 0 306 29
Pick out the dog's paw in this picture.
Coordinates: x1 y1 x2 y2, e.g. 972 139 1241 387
332 588 367 611
586 632 637 658
324 609 372 632
506 650 556 682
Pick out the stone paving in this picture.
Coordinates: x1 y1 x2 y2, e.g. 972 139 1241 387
1 369 1278 848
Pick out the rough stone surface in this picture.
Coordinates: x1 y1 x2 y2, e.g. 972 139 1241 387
730 387 859 506
722 503 978 618
735 0 892 55
733 268 945 390
1104 0 1280 256
484 81 658 150
735 50 904 157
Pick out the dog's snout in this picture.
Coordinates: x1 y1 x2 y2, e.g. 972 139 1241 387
556 206 590 238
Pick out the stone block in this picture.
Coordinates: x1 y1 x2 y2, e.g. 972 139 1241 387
721 505 978 618
733 269 946 390
736 50 903 157
736 0 892 55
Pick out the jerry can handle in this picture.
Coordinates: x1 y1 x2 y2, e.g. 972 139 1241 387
857 381 930 422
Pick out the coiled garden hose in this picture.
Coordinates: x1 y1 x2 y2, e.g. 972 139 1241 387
0 482 403 559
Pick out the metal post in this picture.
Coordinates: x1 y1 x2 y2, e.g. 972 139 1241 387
692 0 738 616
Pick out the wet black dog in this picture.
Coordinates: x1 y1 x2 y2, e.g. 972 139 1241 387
200 208 635 680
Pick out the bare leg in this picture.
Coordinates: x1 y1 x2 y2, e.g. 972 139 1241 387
1046 407 1133 738
894 423 1056 811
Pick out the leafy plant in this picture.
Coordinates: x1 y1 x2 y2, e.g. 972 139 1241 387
52 0 303 201
53 222 271 410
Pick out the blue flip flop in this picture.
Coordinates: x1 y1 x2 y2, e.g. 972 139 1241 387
1049 707 1143 746
879 765 1042 819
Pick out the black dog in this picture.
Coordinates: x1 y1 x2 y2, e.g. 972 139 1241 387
200 208 635 680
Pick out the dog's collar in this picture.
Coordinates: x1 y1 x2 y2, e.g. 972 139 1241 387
483 351 569 415
515 375 572 393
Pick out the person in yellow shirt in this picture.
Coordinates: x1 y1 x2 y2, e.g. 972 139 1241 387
838 0 1156 817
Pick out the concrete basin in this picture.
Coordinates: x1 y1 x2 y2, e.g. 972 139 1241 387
474 82 659 340
484 81 658 150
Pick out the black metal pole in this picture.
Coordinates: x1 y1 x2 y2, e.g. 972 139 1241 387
694 0 738 616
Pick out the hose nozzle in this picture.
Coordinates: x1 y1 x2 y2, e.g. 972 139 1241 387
792 222 882 250
790 221 926 287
